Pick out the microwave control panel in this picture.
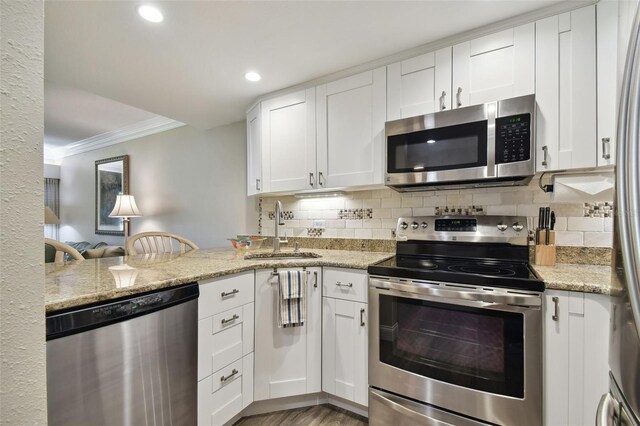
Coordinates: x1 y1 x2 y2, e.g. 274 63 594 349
495 113 531 164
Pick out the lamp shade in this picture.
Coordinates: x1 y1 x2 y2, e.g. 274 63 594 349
109 195 142 218
45 206 60 224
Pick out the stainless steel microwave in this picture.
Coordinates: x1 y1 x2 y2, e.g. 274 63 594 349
385 94 535 191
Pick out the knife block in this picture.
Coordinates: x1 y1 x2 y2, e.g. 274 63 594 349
534 230 556 266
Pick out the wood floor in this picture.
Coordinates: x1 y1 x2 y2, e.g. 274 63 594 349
233 404 368 425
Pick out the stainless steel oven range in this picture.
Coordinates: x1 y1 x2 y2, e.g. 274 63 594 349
368 216 543 426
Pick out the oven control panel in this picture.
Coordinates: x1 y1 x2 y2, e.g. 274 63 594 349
396 216 528 246
434 218 477 232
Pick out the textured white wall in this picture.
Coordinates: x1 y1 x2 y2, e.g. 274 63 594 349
60 121 258 248
0 0 47 424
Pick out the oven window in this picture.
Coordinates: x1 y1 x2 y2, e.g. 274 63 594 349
387 120 488 173
378 295 524 398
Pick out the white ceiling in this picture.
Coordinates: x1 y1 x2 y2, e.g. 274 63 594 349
45 0 572 133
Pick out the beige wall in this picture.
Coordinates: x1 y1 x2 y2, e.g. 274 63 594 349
59 121 259 248
0 0 47 424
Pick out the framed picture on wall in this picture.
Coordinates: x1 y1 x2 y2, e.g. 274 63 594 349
95 155 129 235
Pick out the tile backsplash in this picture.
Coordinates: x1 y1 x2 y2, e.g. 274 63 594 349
259 177 614 248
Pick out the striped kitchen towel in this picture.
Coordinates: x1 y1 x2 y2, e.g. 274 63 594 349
277 270 306 328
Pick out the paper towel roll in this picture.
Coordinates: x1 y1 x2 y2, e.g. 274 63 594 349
551 172 615 202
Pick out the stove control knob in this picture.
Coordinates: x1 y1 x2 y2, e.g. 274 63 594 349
400 221 408 230
496 223 508 232
411 222 419 230
421 222 428 229
512 222 524 232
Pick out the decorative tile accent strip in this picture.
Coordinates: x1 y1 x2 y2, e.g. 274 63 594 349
584 202 614 218
435 206 486 216
338 208 373 220
268 211 294 220
307 228 324 237
258 197 263 236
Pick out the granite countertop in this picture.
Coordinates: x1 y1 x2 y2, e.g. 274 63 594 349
45 248 393 313
533 263 614 295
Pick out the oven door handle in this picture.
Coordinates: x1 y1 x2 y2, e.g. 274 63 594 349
371 279 541 307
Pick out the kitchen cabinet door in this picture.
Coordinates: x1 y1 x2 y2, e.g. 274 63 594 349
254 268 322 401
543 290 611 426
452 23 534 109
322 297 368 407
316 68 386 189
536 6 597 172
262 89 316 193
387 47 452 120
544 290 570 426
247 103 263 196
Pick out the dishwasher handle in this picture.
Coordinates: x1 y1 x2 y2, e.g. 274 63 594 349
46 283 199 340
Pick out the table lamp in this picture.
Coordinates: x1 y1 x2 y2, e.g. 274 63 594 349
109 194 142 255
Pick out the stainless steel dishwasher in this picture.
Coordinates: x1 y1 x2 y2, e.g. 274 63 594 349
46 283 199 426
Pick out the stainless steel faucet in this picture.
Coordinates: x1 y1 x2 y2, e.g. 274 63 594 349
273 200 288 252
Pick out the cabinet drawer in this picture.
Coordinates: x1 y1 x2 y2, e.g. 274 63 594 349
199 272 254 319
199 303 254 380
198 373 242 426
199 322 242 380
198 354 254 426
323 267 368 302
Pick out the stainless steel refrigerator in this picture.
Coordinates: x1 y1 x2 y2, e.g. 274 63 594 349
598 5 640 425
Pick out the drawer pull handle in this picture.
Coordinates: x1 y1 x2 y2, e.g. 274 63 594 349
221 289 239 298
552 296 559 321
221 314 239 325
335 281 353 288
360 308 365 326
220 369 239 383
602 137 611 160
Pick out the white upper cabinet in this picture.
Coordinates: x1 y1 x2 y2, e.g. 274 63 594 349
247 103 262 196
452 23 535 108
387 47 452 120
536 5 597 172
316 68 386 189
261 88 316 193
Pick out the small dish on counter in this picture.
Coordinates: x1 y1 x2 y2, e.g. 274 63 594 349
228 236 267 250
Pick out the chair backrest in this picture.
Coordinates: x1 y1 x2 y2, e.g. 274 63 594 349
127 232 199 255
45 238 84 262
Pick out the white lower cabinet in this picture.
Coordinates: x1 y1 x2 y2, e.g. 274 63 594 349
322 267 368 407
544 290 610 426
254 267 322 401
198 272 255 426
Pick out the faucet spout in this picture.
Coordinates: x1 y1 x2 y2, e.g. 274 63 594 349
274 200 287 252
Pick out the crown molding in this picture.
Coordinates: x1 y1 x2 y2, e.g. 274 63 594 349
51 116 185 160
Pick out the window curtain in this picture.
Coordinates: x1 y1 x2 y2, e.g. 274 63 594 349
44 177 60 240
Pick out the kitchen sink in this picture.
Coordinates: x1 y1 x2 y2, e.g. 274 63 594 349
244 252 322 260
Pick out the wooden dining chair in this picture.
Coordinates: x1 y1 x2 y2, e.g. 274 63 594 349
45 238 84 262
127 232 199 255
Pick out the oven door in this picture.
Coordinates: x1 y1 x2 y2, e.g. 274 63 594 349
368 277 542 426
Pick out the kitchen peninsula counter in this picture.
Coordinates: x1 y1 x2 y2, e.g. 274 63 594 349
45 248 393 313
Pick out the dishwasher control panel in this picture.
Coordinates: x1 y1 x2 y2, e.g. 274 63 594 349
46 283 199 340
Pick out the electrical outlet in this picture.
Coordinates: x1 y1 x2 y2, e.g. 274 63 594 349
313 220 326 229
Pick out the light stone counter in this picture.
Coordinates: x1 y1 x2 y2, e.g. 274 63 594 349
533 263 614 295
45 248 393 313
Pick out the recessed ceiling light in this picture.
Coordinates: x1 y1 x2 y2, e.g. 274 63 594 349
245 72 261 82
138 5 163 23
